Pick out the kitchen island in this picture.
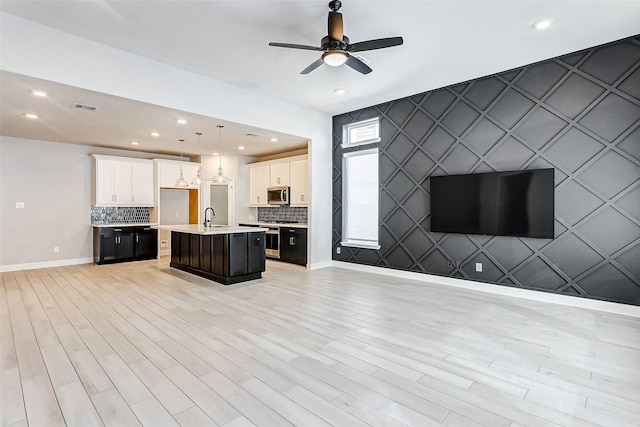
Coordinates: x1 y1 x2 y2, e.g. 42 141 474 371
155 225 268 285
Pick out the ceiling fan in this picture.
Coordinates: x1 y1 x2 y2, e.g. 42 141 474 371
268 0 403 75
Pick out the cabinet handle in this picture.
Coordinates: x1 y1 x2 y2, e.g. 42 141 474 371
277 177 281 184
257 195 261 203
132 195 135 203
301 194 304 202
290 237 295 246
136 236 139 243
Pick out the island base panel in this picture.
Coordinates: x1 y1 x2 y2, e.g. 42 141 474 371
170 231 265 285
170 262 262 285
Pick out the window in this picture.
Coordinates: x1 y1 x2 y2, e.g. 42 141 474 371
341 148 380 249
342 117 381 147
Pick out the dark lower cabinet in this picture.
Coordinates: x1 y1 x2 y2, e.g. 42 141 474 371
94 226 157 264
170 231 265 285
134 227 158 260
280 228 307 266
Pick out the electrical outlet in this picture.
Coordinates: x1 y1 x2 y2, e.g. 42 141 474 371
160 240 168 248
336 247 341 254
16 202 24 209
475 262 483 272
53 246 60 253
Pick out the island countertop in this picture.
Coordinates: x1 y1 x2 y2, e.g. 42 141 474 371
154 224 269 235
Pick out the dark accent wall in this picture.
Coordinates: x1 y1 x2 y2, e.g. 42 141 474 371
332 35 640 305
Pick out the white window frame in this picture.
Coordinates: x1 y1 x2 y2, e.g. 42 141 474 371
341 117 381 148
341 147 381 250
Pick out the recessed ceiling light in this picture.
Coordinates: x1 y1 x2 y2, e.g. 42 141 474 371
150 132 160 137
238 146 245 150
533 19 553 30
334 88 347 95
30 89 48 97
270 137 278 142
176 118 187 124
24 113 38 119
131 141 139 146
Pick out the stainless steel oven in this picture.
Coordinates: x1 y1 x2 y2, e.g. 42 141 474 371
265 227 280 258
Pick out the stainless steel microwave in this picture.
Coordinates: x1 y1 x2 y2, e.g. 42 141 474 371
267 186 289 205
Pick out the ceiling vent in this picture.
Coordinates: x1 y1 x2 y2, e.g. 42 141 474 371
74 103 99 111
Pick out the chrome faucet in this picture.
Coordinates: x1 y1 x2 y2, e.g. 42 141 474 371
203 207 216 227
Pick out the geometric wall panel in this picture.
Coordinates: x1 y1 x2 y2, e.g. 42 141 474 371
333 35 640 305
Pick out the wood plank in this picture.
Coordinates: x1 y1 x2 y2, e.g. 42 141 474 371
55 381 103 427
3 259 639 427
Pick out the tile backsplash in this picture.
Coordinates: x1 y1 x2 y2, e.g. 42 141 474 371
258 206 307 223
91 206 151 224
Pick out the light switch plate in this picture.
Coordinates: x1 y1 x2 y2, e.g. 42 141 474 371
16 202 25 209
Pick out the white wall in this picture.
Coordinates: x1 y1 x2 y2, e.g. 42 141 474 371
1 12 333 268
159 189 190 225
0 136 177 269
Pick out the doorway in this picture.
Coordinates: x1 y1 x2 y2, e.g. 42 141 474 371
203 179 235 226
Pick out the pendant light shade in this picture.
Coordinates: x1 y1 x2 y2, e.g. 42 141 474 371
175 139 189 188
191 132 203 185
212 124 229 184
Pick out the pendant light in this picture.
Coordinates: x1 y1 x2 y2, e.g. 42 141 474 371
191 132 203 185
175 139 189 188
212 124 229 184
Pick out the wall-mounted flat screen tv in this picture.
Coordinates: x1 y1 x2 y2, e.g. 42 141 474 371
430 168 554 238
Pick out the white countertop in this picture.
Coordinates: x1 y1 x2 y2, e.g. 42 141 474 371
239 221 308 228
154 224 269 235
92 223 158 228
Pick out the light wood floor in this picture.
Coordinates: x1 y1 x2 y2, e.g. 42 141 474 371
1 258 639 426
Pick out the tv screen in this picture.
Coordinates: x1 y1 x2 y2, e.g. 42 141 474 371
430 168 554 238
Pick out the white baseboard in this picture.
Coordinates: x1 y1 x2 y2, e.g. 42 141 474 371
331 261 640 318
0 257 94 273
308 260 334 270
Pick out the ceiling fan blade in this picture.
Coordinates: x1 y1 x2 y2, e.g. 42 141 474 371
328 11 343 41
348 36 404 52
269 42 323 51
300 58 325 74
345 55 372 74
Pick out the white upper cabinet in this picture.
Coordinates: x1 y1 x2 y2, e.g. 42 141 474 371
131 161 155 205
93 155 153 206
269 162 290 187
248 155 308 207
249 165 270 206
290 159 308 206
157 160 200 189
95 157 117 205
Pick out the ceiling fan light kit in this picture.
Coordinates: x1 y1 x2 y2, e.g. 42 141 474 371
269 0 403 74
322 51 348 66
